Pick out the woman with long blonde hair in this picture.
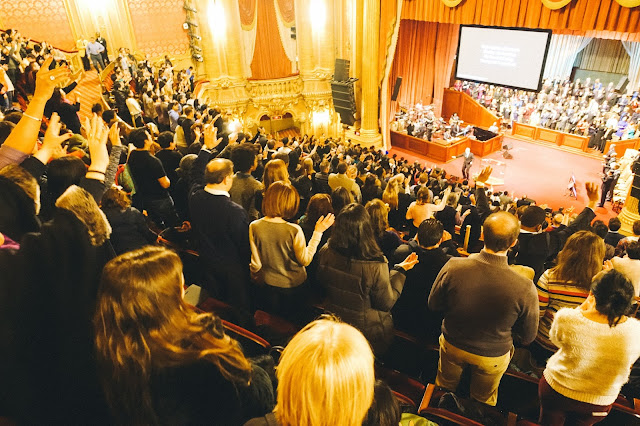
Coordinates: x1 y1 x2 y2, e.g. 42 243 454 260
94 246 273 425
382 174 412 231
534 230 606 361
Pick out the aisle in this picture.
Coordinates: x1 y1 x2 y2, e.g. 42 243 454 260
390 136 615 222
72 69 103 120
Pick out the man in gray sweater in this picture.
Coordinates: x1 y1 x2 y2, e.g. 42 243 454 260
428 210 538 406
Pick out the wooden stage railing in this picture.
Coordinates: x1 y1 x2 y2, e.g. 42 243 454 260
512 122 591 153
390 131 503 162
442 88 499 128
604 138 640 159
512 122 640 158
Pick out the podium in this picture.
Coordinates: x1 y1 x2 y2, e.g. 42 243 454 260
479 158 506 186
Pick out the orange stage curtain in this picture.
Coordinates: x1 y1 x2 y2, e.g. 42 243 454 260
238 0 257 28
275 0 295 25
250 0 293 80
401 0 640 36
388 20 459 115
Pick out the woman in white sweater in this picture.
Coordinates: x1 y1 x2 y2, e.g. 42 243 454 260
539 269 640 425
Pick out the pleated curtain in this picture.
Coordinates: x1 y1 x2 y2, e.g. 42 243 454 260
388 20 459 115
622 41 640 94
543 34 592 79
238 0 257 78
274 0 297 68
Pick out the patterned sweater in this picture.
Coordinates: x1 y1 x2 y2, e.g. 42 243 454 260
544 307 640 405
535 269 590 352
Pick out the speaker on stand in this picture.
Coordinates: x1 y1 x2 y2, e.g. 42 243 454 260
331 59 358 126
391 77 403 102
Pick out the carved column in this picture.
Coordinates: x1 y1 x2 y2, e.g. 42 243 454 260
195 0 249 115
357 0 382 146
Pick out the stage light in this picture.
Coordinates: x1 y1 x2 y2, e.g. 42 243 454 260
309 0 326 32
313 110 330 125
227 118 242 133
208 0 226 39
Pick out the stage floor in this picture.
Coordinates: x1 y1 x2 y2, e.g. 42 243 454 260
389 135 615 222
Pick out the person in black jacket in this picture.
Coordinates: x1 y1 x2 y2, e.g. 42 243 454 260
513 182 599 282
392 219 451 342
101 187 156 254
189 128 252 312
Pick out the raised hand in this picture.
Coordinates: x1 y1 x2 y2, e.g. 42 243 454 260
314 213 335 233
33 112 72 163
86 114 110 174
34 57 71 100
585 182 599 203
203 124 222 150
476 166 493 184
108 122 121 147
397 252 419 271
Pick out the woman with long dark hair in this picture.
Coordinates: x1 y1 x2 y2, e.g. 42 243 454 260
94 246 273 425
534 231 606 360
317 203 417 354
365 199 402 263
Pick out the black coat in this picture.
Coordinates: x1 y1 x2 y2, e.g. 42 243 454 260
1 208 115 424
392 241 451 340
317 246 406 354
102 206 156 254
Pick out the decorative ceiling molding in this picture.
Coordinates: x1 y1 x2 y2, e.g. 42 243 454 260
614 0 640 7
541 0 572 10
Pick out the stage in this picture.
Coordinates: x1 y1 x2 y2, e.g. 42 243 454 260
389 134 616 222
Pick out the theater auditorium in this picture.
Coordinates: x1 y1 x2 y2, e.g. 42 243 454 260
2 0 640 424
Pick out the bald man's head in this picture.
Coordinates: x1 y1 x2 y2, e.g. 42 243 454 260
483 211 520 252
204 158 233 185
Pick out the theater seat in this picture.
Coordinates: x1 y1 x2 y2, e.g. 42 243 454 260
375 365 426 410
497 370 540 422
382 329 440 384
253 310 300 346
419 383 517 426
221 320 271 358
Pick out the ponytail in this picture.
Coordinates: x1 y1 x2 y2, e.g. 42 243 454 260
591 270 635 327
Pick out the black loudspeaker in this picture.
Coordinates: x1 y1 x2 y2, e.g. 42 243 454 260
331 80 357 126
615 76 629 93
391 77 403 101
334 59 350 82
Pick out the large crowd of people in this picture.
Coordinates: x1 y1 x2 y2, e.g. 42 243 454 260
2 29 640 426
455 78 640 151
